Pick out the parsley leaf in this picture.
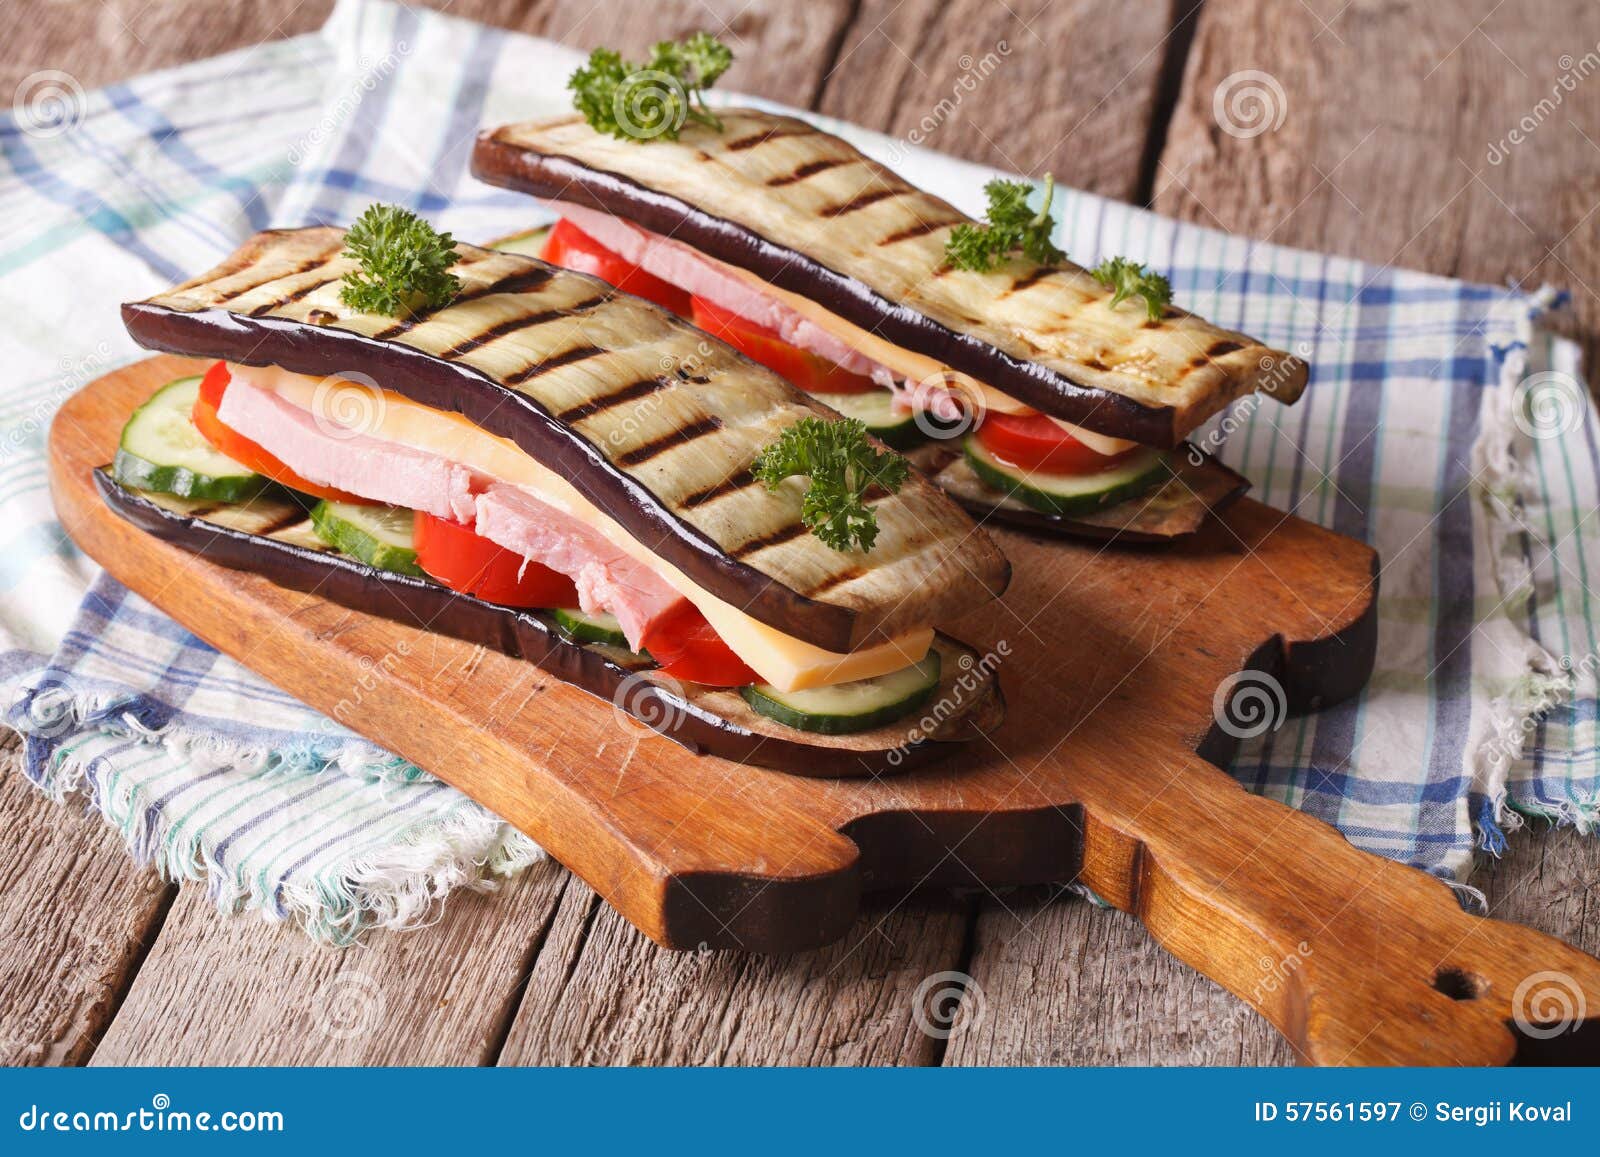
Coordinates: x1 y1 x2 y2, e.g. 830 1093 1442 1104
569 33 733 141
945 173 1066 271
1090 256 1174 321
752 418 910 553
338 203 462 318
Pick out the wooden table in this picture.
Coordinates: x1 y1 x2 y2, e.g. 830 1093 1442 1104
5 0 1599 1066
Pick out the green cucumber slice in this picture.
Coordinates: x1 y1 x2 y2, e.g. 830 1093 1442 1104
552 607 629 647
309 501 424 577
113 375 268 502
489 226 552 257
740 651 941 735
963 437 1170 517
807 389 924 450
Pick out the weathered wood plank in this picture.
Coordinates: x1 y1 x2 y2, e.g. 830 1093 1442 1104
818 0 1189 202
90 860 570 1065
943 887 1295 1066
2 0 852 109
0 737 174 1066
499 881 970 1066
1157 0 1600 360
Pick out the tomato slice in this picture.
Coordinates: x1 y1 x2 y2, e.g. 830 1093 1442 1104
974 412 1136 475
639 599 759 687
542 219 692 315
690 296 878 394
412 513 581 608
191 362 373 503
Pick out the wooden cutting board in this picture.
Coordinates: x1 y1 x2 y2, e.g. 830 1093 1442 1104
50 356 1600 1065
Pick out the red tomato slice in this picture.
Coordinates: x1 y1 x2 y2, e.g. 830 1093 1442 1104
639 599 759 687
690 296 878 394
974 412 1136 475
191 362 373 504
412 513 580 608
542 219 692 315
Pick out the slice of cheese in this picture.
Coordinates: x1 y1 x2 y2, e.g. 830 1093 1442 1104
246 366 931 692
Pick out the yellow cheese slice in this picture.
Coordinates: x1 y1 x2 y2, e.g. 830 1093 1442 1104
243 365 932 692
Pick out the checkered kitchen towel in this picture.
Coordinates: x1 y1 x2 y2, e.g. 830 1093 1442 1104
1 0 1595 939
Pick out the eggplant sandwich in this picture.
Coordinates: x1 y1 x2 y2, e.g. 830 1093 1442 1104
473 105 1308 542
104 207 1010 777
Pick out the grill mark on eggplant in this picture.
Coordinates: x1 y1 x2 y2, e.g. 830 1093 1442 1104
766 158 846 187
820 187 902 218
724 125 813 151
806 567 864 597
614 415 723 467
251 508 313 538
434 294 608 359
878 217 960 246
505 343 605 385
246 272 343 317
555 375 668 423
732 520 810 558
1206 339 1245 358
680 469 755 509
373 266 561 339
1005 267 1057 296
216 253 337 309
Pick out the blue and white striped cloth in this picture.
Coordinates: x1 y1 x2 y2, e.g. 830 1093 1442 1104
1 0 1595 939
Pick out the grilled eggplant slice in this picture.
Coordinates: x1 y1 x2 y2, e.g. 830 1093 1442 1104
911 443 1251 543
472 110 1307 449
96 470 1004 778
121 227 1009 655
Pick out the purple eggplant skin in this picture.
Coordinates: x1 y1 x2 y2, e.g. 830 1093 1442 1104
93 470 972 779
471 135 1180 449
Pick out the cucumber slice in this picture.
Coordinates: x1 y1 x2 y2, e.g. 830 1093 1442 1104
740 651 941 735
552 607 629 647
807 389 924 450
964 437 1170 517
489 226 551 257
113 375 268 502
309 501 424 577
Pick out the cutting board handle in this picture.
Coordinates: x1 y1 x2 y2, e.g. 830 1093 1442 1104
1080 755 1600 1065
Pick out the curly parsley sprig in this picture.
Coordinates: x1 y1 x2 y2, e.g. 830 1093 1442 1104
752 418 909 553
945 174 1067 271
1090 256 1174 321
569 33 734 142
338 203 462 318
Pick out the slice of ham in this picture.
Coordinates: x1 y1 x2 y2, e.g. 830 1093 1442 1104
472 484 681 646
216 373 683 648
553 201 887 380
